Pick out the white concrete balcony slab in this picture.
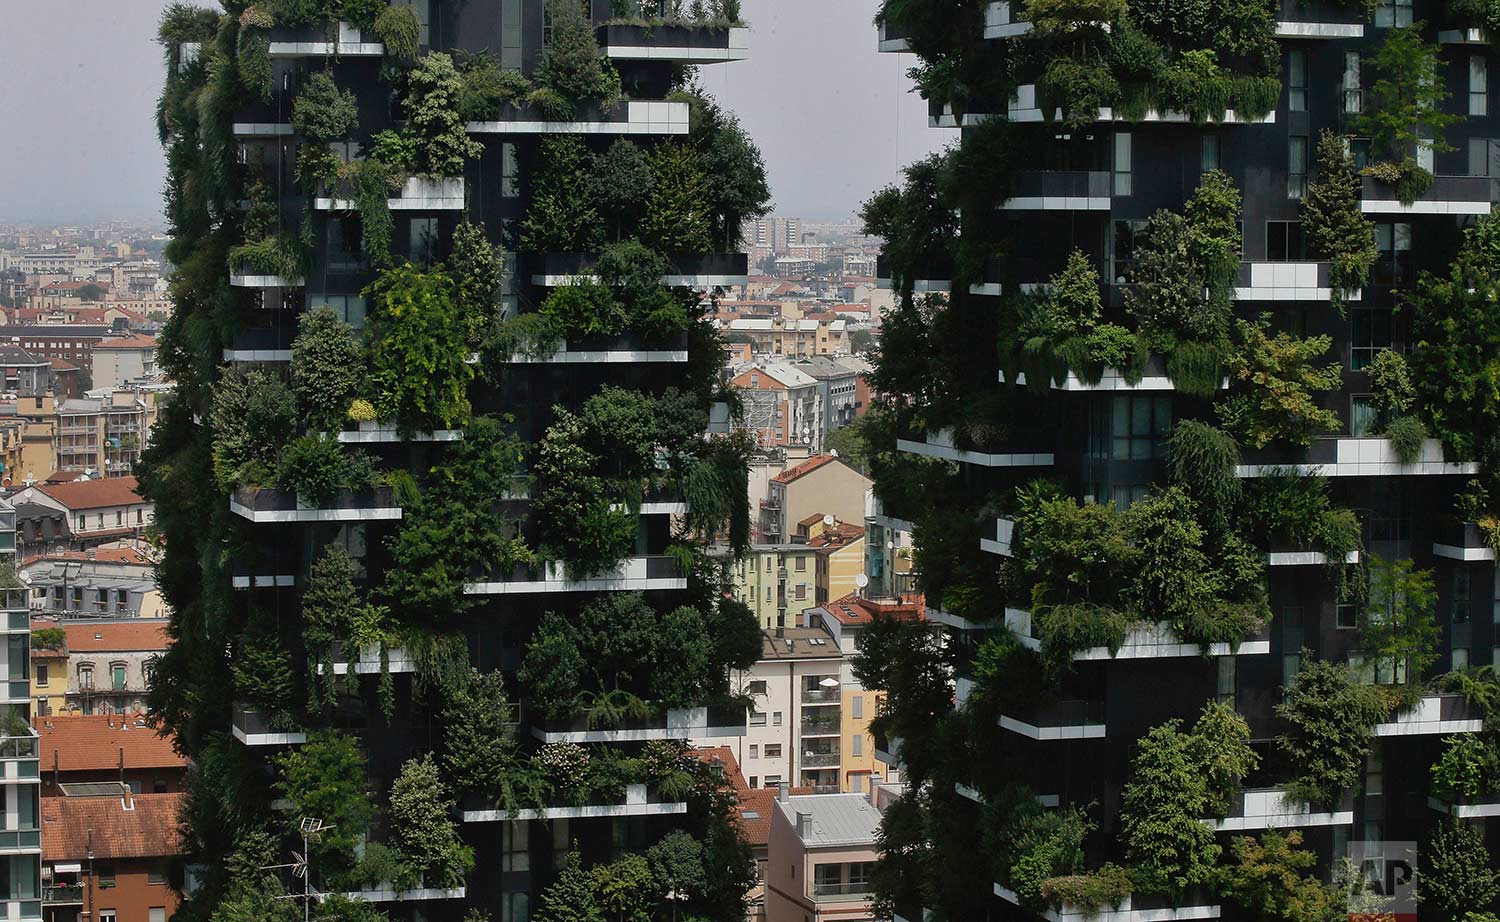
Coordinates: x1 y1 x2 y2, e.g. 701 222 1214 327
1276 20 1364 37
230 273 301 288
998 699 1106 740
897 429 1054 467
876 20 911 51
1372 694 1483 736
955 782 983 802
871 513 915 534
1069 621 1271 660
1361 175 1492 215
222 349 293 362
531 705 747 744
1428 793 1500 818
980 516 1015 557
1235 438 1478 478
1433 522 1497 560
231 703 306 746
467 100 690 135
1207 787 1354 831
995 84 1276 126
503 346 689 364
232 123 295 138
463 555 686 595
317 644 415 676
999 366 1226 392
336 886 465 902
1234 261 1359 302
874 277 951 293
1266 549 1361 566
316 176 465 211
994 883 1220 922
984 1 1034 38
230 487 403 523
601 25 749 62
231 574 296 589
269 21 385 56
1439 27 1490 43
333 423 464 443
461 783 686 822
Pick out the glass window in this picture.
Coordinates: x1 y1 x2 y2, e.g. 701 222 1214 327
1351 311 1393 370
749 744 759 759
851 695 863 719
851 734 863 757
1351 396 1380 436
1453 646 1471 670
1454 568 1472 624
502 820 529 872
766 743 782 758
1216 657 1235 704
747 680 767 696
814 864 842 895
749 710 766 726
111 663 127 690
1289 135 1308 199
1201 134 1220 172
1375 0 1412 27
501 142 519 197
1109 395 1172 460
1267 221 1304 261
1337 603 1360 629
1113 132 1132 197
772 711 783 726
1472 56 1489 116
1289 50 1307 112
794 556 807 571
1343 52 1362 114
408 217 439 265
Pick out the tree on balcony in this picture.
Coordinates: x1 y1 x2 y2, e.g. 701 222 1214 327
387 754 474 888
1355 25 1460 203
1215 830 1346 922
534 0 623 115
1276 658 1390 807
366 265 474 430
291 306 366 433
274 730 373 886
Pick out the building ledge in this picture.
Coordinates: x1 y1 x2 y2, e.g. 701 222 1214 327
463 556 685 595
232 123 295 138
897 429 1054 468
462 785 685 821
1266 550 1361 567
467 100 689 135
229 273 300 288
231 574 296 589
230 487 403 523
334 886 466 902
268 22 386 56
316 644 415 676
502 347 689 364
316 177 465 212
599 24 749 62
994 883 1220 922
1207 787 1354 831
1372 694 1482 736
1236 438 1478 478
998 714 1106 740
1428 795 1500 817
221 349 292 363
333 424 464 443
530 706 747 743
1438 27 1491 43
1276 20 1364 37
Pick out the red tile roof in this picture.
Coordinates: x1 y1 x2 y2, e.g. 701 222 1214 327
821 592 925 625
37 476 143 510
96 335 157 350
48 358 78 372
770 454 839 485
29 547 150 566
51 620 168 653
42 791 186 860
35 715 186 774
806 522 864 551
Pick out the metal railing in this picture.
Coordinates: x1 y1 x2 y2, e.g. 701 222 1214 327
801 687 839 704
43 884 82 904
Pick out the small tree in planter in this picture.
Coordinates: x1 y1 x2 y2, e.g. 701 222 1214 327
592 140 654 242
291 305 365 432
365 265 474 431
211 367 296 491
388 754 474 888
1302 130 1377 311
292 71 359 143
274 730 373 887
1276 657 1390 807
521 136 603 253
534 852 604 922
1217 317 1342 449
1358 555 1439 690
534 0 623 113
642 144 712 254
1354 25 1461 204
447 221 505 345
1416 819 1500 919
378 52 481 177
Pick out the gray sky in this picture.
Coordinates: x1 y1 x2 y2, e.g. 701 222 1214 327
0 0 952 225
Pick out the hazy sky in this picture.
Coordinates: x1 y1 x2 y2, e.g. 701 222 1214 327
0 0 952 225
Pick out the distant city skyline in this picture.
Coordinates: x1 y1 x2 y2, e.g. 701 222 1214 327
0 0 952 225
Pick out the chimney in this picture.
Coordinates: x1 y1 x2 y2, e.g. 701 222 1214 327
777 782 790 803
796 811 813 838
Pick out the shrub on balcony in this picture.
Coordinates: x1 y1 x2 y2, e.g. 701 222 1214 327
292 71 358 143
291 305 366 432
1417 819 1500 920
535 853 601 922
535 0 623 112
274 434 380 503
381 53 482 177
519 593 717 722
30 627 64 651
383 416 531 617
227 233 306 279
374 4 420 61
1217 318 1342 449
388 754 474 888
237 27 271 100
1431 734 1500 801
1167 421 1240 535
1241 471 1365 599
520 136 603 253
1357 555 1440 689
1354 25 1460 204
1303 131 1377 310
275 730 372 885
642 144 713 254
1040 865 1134 912
533 411 637 575
681 95 771 250
1277 657 1391 807
861 154 957 296
447 221 505 345
592 140 654 242
454 52 532 121
1003 803 1093 909
441 669 550 809
232 624 299 729
1039 56 1121 128
540 280 627 339
1216 830 1346 922
1385 413 1428 463
211 367 296 491
366 264 474 430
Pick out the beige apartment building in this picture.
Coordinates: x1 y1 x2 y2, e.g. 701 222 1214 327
733 544 820 629
764 788 885 922
7 390 161 480
724 317 848 358
760 455 872 544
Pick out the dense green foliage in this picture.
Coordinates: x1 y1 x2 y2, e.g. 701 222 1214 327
1302 131 1377 309
1276 659 1391 806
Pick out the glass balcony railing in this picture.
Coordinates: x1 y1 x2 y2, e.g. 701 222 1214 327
43 884 83 905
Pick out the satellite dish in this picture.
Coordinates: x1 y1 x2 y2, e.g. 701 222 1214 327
855 573 869 588
823 514 835 526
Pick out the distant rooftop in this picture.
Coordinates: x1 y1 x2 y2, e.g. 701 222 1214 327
776 792 884 848
759 626 841 661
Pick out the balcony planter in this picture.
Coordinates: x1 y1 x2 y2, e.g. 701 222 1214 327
1360 174 1492 215
463 555 685 594
1208 786 1354 831
999 170 1112 210
334 420 464 443
998 698 1107 740
529 251 748 287
230 701 306 746
530 703 748 742
1373 694 1482 736
1433 519 1497 561
230 485 403 523
268 21 386 56
896 427 1054 468
1428 791 1500 818
1236 437 1478 478
596 23 748 61
460 782 687 822
316 176 465 211
466 99 690 135
498 329 691 364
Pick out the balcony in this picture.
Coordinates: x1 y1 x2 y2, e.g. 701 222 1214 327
876 17 912 52
980 516 1015 557
1207 787 1355 831
530 704 748 743
800 712 842 736
1275 0 1364 37
229 271 301 289
221 326 296 363
874 253 953 294
873 729 903 767
1000 355 1225 392
597 23 749 63
1034 619 1273 661
231 702 307 746
896 428 1054 468
463 555 686 595
335 886 466 903
230 485 403 524
996 83 1274 127
801 686 840 704
334 421 465 443
317 643 415 676
1428 791 1500 818
999 171 1112 211
983 1 1033 38
267 20 386 56
530 251 747 289
1361 174 1492 215
42 884 83 905
1433 520 1496 562
995 882 1220 922
812 882 874 902
1236 437 1478 478
467 99 689 136
460 782 686 822
800 749 840 768
316 176 465 212
1373 693 1482 736
0 728 39 761
999 698 1106 740
1234 261 1358 302
497 329 690 365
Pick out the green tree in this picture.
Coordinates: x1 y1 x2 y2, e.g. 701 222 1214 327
534 852 605 922
1218 318 1342 448
1355 25 1460 167
1120 720 1221 896
687 98 771 249
642 144 712 254
291 305 365 432
825 418 873 475
292 71 358 143
592 853 654 922
301 544 364 707
1184 169 1243 303
388 52 482 176
75 283 106 302
1418 819 1500 922
591 141 653 241
365 264 473 429
1276 658 1390 806
535 0 622 108
520 137 602 253
447 221 506 345
1019 250 1102 341
210 367 296 491
387 754 474 887
1216 830 1346 922
1124 210 1215 345
1360 555 1440 685
274 731 372 885
646 831 708 905
1302 130 1377 307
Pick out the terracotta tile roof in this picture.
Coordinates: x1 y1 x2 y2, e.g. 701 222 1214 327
42 791 186 860
770 454 838 484
53 620 168 653
29 547 150 566
37 476 143 510
817 592 925 626
48 358 78 372
806 523 864 551
95 335 157 350
689 747 806 849
35 715 186 774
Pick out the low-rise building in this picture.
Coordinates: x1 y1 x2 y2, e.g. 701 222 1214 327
731 362 824 453
35 714 188 796
88 337 157 392
22 549 163 620
31 620 167 716
10 478 152 551
733 544 820 630
41 791 184 922
802 520 865 606
764 788 884 922
792 356 864 433
723 317 848 359
760 456 871 545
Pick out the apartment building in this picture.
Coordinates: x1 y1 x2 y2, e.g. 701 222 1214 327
35 714 188 796
10 478 152 551
21 549 164 621
723 317 848 358
760 455 871 544
40 792 184 922
803 520 865 606
30 621 168 717
763 788 884 922
868 1 1500 918
733 544 820 629
88 337 157 392
0 508 41 920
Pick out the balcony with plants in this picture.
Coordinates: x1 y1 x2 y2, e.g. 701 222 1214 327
237 0 423 65
596 0 748 63
1425 669 1500 816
